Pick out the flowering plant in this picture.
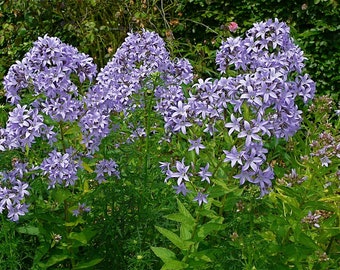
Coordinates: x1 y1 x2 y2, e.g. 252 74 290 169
1 18 338 269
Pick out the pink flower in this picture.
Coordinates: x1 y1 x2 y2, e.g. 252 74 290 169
228 22 238 32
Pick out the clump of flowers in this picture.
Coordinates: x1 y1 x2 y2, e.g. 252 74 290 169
160 18 315 202
0 161 30 221
301 211 322 228
95 159 120 184
85 30 193 148
1 35 120 221
277 169 308 187
310 131 340 168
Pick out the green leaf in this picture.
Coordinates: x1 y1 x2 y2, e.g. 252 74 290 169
180 223 192 240
68 230 96 245
164 213 195 226
177 199 195 223
64 124 81 135
151 247 177 263
295 232 319 250
192 249 215 262
196 223 227 240
82 162 94 173
73 258 104 269
161 259 189 270
43 254 69 267
51 188 72 203
155 226 193 250
17 225 40 236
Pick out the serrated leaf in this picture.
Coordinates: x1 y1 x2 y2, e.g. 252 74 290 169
156 226 193 250
151 247 176 263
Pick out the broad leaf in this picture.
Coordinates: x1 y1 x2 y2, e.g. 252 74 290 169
156 226 193 250
151 247 177 263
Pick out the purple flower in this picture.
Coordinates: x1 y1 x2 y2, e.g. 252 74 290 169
188 137 205 155
225 114 243 135
170 100 190 118
198 163 212 183
237 120 262 146
0 162 31 221
233 170 255 185
92 29 193 136
193 192 208 206
171 159 190 185
173 183 189 196
79 108 111 154
4 104 45 150
40 148 81 188
95 159 120 183
320 156 331 167
159 162 171 173
7 203 29 222
72 203 91 217
3 35 97 105
302 211 321 228
172 116 192 134
223 146 244 167
252 167 274 197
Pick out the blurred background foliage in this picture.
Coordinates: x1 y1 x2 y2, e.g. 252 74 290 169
0 0 339 97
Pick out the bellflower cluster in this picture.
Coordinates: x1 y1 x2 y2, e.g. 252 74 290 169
310 131 340 168
94 159 120 184
39 148 82 189
218 19 314 196
1 104 52 150
86 30 193 142
162 159 213 204
0 162 30 221
3 35 97 123
161 19 315 200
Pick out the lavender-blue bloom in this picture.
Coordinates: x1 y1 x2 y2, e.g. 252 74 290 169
95 159 120 184
40 148 81 188
173 183 189 196
4 104 46 150
79 108 111 154
0 162 30 221
171 159 190 185
193 192 208 206
72 202 91 217
198 163 212 183
188 137 205 155
90 30 193 137
3 35 97 105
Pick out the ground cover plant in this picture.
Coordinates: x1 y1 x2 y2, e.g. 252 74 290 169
0 17 339 270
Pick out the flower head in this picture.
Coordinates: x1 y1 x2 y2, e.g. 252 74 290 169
193 192 208 206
